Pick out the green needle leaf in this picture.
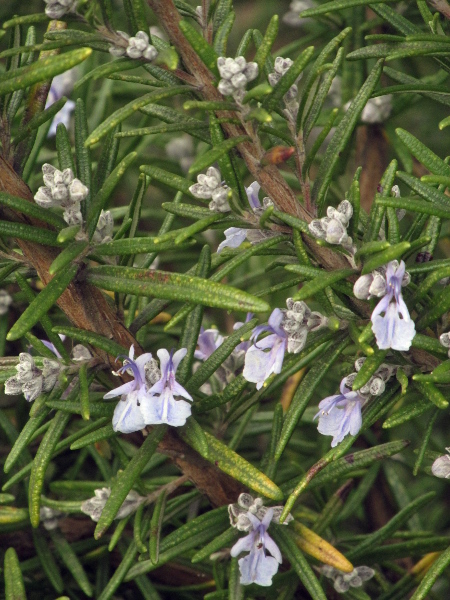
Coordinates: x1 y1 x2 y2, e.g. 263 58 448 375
7 264 78 341
94 426 167 539
0 47 92 96
188 135 250 175
312 60 383 213
212 430 284 500
86 265 270 313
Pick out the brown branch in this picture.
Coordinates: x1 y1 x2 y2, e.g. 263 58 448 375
146 0 369 276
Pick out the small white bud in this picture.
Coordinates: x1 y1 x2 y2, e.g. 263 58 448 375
69 178 89 202
431 451 450 479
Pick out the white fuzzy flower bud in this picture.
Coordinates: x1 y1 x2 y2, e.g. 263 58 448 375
361 95 393 124
33 187 55 208
268 57 298 103
92 210 114 244
81 488 145 522
0 290 12 315
72 344 92 362
217 56 258 97
228 493 293 532
69 178 89 202
308 219 327 239
190 167 230 212
353 274 374 300
432 450 450 479
44 0 77 19
4 353 50 403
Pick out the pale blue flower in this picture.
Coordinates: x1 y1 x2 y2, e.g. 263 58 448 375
41 334 66 359
104 345 153 434
315 379 365 447
45 70 77 137
217 227 248 253
245 181 262 211
230 508 282 587
371 260 415 351
194 328 224 360
141 349 193 427
233 312 254 352
243 309 287 390
217 182 269 253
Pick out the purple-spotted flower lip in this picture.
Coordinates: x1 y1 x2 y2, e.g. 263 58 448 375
243 309 288 390
314 378 363 419
140 348 193 427
314 378 365 447
371 260 415 351
230 507 282 586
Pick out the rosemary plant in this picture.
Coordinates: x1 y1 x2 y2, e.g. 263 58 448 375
0 0 450 598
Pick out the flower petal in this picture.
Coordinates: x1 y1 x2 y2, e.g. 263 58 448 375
230 532 254 557
217 228 247 253
103 381 134 399
239 551 279 586
112 394 146 433
264 533 282 563
156 348 170 374
372 304 415 351
172 348 187 371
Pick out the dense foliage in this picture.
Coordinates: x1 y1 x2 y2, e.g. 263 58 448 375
0 0 450 599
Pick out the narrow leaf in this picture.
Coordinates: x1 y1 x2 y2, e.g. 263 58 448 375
312 60 383 212
86 266 270 313
95 426 167 538
7 264 78 341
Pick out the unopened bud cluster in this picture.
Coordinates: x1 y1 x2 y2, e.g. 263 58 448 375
5 353 60 403
268 57 298 104
109 31 158 61
228 493 293 531
217 56 258 98
353 260 410 301
81 487 145 522
321 565 375 594
308 200 353 251
34 164 114 242
344 357 397 397
282 298 328 354
44 0 77 19
34 164 88 227
92 210 114 244
189 167 230 212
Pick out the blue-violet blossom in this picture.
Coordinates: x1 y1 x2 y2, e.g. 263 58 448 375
104 345 154 434
243 308 287 390
141 349 193 427
194 328 224 361
230 508 282 587
217 182 273 253
370 260 415 351
315 379 366 447
45 69 77 137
